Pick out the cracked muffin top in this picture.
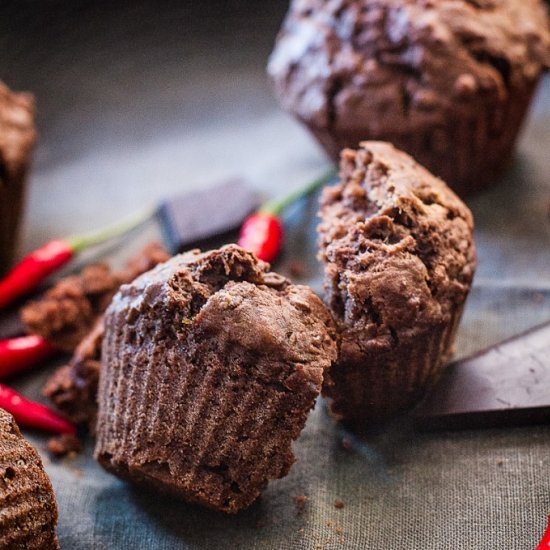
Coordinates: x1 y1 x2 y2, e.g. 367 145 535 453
268 0 550 132
107 244 336 377
318 141 476 342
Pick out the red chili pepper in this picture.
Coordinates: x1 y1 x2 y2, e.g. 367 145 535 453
238 213 284 262
237 169 336 263
0 208 154 310
535 514 550 550
0 383 76 434
0 240 74 309
0 335 57 379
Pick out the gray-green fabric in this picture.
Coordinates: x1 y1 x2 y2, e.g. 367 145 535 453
1 1 550 548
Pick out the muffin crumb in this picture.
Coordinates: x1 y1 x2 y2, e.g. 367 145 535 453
42 242 170 430
46 434 83 458
288 260 306 278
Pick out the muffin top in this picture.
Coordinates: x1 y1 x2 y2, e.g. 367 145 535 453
318 141 476 343
0 81 36 181
107 244 336 390
269 0 550 131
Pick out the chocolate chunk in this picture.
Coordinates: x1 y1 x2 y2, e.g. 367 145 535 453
415 321 550 430
157 179 260 254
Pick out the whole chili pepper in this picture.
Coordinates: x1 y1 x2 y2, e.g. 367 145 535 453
238 169 336 263
0 383 76 434
0 208 154 310
535 514 550 549
0 335 57 379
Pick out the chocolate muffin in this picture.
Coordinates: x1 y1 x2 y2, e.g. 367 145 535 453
0 81 36 274
268 0 550 195
318 141 476 429
0 409 59 549
95 245 336 513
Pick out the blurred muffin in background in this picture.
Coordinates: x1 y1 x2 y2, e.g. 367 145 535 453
0 81 36 274
268 0 550 196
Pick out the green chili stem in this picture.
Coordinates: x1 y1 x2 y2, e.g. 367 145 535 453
259 168 336 216
68 207 156 253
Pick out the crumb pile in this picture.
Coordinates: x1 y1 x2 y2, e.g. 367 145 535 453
41 243 170 431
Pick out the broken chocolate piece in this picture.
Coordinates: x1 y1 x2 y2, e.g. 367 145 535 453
415 321 550 430
157 179 260 254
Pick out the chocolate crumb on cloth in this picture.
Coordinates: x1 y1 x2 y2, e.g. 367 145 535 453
95 244 337 513
46 433 83 458
0 408 59 549
41 243 170 432
0 81 36 276
318 141 476 429
268 0 550 195
21 242 170 353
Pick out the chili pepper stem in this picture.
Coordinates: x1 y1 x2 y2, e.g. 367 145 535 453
259 168 336 216
68 206 156 253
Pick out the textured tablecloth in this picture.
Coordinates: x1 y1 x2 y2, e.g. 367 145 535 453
1 1 550 548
